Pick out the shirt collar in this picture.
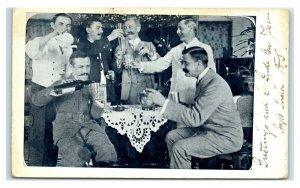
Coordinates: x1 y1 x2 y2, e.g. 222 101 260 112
197 67 210 83
183 37 199 49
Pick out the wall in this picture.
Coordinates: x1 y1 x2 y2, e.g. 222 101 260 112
230 16 255 58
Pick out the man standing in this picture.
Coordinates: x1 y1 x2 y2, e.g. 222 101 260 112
32 51 117 167
76 17 124 105
114 17 159 104
145 47 243 169
133 19 215 105
25 13 74 166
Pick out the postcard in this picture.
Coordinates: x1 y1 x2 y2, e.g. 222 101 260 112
11 8 289 179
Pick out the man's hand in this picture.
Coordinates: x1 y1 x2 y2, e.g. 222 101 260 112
60 78 76 84
131 61 141 69
106 70 115 81
107 29 124 41
114 48 124 60
139 47 153 57
145 88 166 106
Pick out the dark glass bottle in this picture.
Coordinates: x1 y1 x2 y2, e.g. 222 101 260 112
53 80 94 95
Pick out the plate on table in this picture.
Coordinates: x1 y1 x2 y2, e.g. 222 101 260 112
112 105 125 112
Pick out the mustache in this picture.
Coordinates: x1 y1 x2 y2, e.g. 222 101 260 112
125 31 134 36
79 73 89 76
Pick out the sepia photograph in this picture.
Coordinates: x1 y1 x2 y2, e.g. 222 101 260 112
11 8 289 179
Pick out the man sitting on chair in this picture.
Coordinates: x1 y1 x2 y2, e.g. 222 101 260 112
32 51 117 167
145 47 243 169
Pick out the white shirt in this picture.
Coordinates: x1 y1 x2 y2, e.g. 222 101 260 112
140 37 215 104
25 36 73 87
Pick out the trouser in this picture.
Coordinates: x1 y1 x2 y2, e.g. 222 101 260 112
27 82 56 166
165 127 237 169
56 127 117 167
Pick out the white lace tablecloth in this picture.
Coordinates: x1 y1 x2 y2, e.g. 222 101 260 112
102 105 168 152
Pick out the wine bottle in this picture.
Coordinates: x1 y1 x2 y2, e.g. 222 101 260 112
99 53 107 104
53 80 94 95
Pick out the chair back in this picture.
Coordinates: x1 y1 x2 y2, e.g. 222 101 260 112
234 95 254 128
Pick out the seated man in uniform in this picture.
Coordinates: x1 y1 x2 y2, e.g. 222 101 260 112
32 51 117 167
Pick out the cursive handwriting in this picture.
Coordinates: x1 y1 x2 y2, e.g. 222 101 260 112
263 102 269 119
255 60 270 82
261 42 272 56
260 12 272 36
273 48 287 74
273 84 285 110
252 124 277 168
273 113 286 134
253 12 288 169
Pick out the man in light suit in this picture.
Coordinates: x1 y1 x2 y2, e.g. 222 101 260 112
146 47 243 169
113 17 159 104
133 19 215 105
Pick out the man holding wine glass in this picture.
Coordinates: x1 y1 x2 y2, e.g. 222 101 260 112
76 16 124 105
113 17 159 105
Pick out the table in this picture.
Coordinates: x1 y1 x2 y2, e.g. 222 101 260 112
102 105 168 152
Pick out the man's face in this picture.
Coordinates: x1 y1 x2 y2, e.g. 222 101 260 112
124 20 140 40
51 16 72 34
181 53 200 78
86 21 103 42
71 57 91 81
177 21 193 42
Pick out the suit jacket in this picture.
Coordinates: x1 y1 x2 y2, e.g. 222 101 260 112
77 37 113 82
114 40 158 103
32 75 104 144
163 69 243 149
77 37 119 103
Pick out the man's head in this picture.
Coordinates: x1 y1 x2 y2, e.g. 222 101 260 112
181 46 208 78
177 19 197 43
51 13 72 34
123 17 141 40
69 51 91 81
84 17 103 42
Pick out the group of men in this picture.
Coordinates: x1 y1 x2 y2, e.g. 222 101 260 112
26 13 243 168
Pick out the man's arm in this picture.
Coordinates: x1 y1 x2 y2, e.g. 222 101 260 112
90 101 105 119
25 31 59 59
163 81 226 127
139 48 174 73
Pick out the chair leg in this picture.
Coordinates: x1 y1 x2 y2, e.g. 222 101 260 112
232 155 241 169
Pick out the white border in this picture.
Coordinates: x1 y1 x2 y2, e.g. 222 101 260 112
3 0 298 187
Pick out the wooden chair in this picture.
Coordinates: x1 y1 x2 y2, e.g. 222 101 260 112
192 95 253 169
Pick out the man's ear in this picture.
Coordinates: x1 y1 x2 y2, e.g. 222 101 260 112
86 27 91 34
136 26 141 33
197 60 204 68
